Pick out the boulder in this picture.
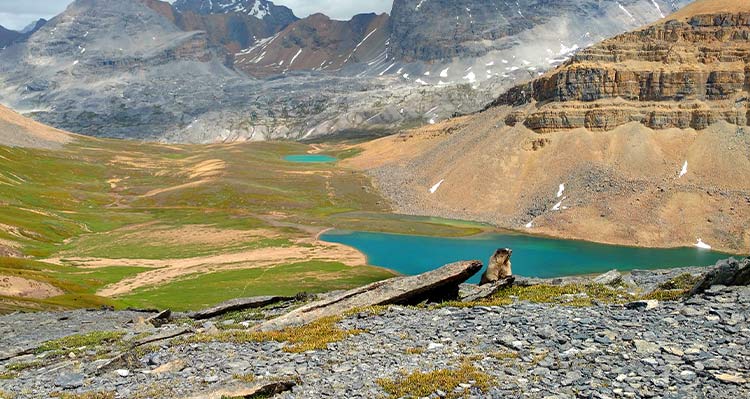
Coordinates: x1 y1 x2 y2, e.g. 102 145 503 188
625 300 659 311
145 309 172 327
593 270 622 286
256 261 482 331
460 277 515 302
187 295 293 320
689 258 750 296
185 380 297 399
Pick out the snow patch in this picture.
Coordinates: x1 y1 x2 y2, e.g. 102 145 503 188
288 48 303 66
679 161 688 178
525 221 534 228
618 2 636 21
694 239 712 250
429 179 444 194
557 183 566 198
440 68 449 78
552 196 567 211
651 0 665 18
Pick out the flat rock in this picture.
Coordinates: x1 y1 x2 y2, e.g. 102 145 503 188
714 373 748 385
188 296 293 320
625 300 659 311
185 381 297 399
593 270 622 286
460 277 515 302
54 373 84 389
256 261 482 331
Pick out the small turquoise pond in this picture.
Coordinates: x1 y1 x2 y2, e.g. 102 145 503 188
284 154 337 163
320 230 734 283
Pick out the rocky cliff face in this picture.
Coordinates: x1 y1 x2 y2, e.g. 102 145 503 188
492 3 750 132
388 0 689 63
234 13 390 77
171 0 298 54
0 0 250 139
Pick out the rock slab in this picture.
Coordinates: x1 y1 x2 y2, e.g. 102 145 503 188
256 261 482 331
690 257 750 296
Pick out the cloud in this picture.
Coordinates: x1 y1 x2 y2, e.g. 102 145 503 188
273 0 392 20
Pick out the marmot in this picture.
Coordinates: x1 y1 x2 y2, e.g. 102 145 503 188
480 248 513 285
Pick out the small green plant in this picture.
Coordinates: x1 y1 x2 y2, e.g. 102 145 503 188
489 351 519 361
438 284 632 309
233 373 256 383
35 331 125 356
50 391 115 399
183 316 363 353
377 361 494 399
404 347 425 355
0 361 44 379
641 273 702 301
0 372 16 380
658 274 702 290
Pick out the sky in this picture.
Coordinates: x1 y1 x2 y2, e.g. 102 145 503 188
0 0 393 31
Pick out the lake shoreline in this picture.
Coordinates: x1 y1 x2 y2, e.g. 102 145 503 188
318 229 736 282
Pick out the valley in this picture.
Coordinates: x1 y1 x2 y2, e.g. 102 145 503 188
0 1 749 398
0 108 494 312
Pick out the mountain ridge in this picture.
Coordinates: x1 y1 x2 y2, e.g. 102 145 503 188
0 0 692 142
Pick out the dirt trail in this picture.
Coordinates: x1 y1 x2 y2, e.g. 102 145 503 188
50 240 366 297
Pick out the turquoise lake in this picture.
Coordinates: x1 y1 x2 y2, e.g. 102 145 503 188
284 154 337 163
320 230 733 282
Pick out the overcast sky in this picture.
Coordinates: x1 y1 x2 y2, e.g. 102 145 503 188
0 0 393 30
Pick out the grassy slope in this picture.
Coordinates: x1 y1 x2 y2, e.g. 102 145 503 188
0 137 484 313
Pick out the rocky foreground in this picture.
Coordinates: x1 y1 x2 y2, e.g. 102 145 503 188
0 259 748 399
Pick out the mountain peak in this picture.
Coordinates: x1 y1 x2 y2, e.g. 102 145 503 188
20 18 47 34
173 0 295 20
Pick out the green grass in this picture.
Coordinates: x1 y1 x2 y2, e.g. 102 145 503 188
0 137 486 313
440 284 634 308
118 261 397 311
35 331 125 356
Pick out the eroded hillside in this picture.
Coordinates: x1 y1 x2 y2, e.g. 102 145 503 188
345 0 750 254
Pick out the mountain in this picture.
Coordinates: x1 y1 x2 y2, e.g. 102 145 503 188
19 18 47 35
345 0 750 254
388 0 688 63
0 0 691 142
490 0 750 132
0 19 48 49
170 0 298 53
234 0 692 81
0 25 21 48
0 0 255 139
234 12 390 77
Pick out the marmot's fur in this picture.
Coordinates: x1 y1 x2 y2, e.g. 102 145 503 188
480 248 513 285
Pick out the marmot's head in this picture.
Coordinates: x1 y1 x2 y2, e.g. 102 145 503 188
492 248 512 262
